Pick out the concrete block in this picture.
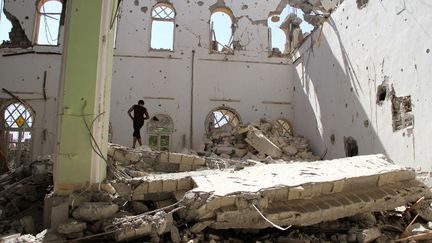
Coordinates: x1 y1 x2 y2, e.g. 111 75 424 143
132 182 149 200
181 155 195 165
219 196 236 208
148 180 163 193
177 178 193 190
193 157 206 166
162 179 178 192
288 186 303 200
179 164 192 172
273 188 289 201
169 153 183 164
245 127 282 158
112 183 131 200
160 152 169 163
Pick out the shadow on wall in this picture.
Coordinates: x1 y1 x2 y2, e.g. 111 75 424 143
292 17 387 160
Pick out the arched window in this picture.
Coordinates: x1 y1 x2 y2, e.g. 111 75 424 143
1 102 34 168
205 107 241 134
272 119 293 137
151 3 175 51
147 114 174 151
34 0 62 45
210 8 234 53
268 14 287 56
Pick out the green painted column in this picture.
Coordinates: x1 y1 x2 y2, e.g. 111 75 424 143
55 0 117 194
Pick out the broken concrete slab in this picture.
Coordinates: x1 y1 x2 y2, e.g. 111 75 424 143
245 126 283 159
180 154 430 230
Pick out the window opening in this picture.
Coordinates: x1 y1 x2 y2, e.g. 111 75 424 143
205 107 241 134
34 0 62 45
268 14 287 56
272 119 293 137
147 114 174 151
210 8 234 53
1 102 34 169
392 94 413 131
150 3 175 51
0 0 12 45
276 5 314 54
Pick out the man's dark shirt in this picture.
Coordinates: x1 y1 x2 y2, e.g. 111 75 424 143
133 105 147 125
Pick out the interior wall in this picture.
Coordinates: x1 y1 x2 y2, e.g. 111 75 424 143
0 54 62 159
292 0 432 170
110 0 293 150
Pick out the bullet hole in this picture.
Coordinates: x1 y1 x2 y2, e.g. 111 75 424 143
25 16 29 19
129 10 133 13
344 137 358 157
364 120 369 127
159 70 162 73
376 85 387 105
366 66 368 70
330 134 335 145
427 49 430 54
197 1 204 6
345 103 348 108
350 87 353 92
246 65 250 68
141 7 148 13
415 64 417 70
37 76 40 79
357 0 369 9
401 68 403 72
176 24 179 27
131 75 134 78
241 5 248 10
134 0 139 6
293 86 296 92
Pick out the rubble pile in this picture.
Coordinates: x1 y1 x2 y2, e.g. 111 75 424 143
0 158 53 236
201 119 320 162
14 155 429 242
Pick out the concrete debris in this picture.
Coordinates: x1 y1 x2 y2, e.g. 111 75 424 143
356 227 381 243
72 202 119 221
0 159 52 237
202 119 319 162
1 154 431 242
57 221 86 234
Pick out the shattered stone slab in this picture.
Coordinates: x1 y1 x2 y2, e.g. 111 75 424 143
245 126 283 159
181 154 431 230
108 143 207 173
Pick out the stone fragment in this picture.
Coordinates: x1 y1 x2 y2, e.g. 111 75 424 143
72 202 119 221
245 127 282 158
57 221 87 234
356 227 381 243
170 225 181 243
131 201 149 214
101 183 116 195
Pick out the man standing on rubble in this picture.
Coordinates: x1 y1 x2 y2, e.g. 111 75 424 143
127 100 149 148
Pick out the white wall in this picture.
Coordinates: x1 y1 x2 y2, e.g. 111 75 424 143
0 53 62 158
111 0 294 150
292 0 432 170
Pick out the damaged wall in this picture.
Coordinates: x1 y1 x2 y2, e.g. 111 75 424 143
110 0 294 150
0 54 61 159
292 0 432 170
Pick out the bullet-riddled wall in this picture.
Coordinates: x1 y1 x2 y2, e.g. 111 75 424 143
292 0 432 170
110 0 294 150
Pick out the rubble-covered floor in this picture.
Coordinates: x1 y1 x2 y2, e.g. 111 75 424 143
0 150 431 243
